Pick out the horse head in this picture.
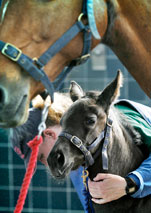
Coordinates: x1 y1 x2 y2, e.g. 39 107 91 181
47 70 122 179
0 0 108 127
0 0 151 128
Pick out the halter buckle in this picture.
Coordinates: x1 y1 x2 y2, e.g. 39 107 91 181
71 136 82 148
72 53 90 66
2 43 22 61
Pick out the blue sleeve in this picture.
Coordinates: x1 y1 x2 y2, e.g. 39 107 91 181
10 108 41 159
70 167 86 210
128 153 151 198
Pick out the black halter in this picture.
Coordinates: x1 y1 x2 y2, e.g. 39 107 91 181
59 118 113 170
0 0 92 101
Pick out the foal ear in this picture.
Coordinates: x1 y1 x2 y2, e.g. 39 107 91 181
97 70 123 111
69 81 84 102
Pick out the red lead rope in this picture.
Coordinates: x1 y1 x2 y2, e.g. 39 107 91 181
14 135 43 213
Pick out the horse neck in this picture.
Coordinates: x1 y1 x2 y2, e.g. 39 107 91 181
102 0 151 97
88 107 144 180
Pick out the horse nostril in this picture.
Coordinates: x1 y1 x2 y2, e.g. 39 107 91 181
0 87 6 108
56 151 65 168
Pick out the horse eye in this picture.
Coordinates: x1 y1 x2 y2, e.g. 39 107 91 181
85 116 97 126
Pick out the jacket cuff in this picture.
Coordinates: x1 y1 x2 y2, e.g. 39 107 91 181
128 171 144 198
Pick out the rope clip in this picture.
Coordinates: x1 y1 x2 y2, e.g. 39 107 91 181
38 102 50 139
81 169 89 190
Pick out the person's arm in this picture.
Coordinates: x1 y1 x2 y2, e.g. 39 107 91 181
127 153 151 198
10 108 41 160
88 154 151 204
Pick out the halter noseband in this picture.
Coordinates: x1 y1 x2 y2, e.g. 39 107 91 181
0 0 92 101
59 118 113 170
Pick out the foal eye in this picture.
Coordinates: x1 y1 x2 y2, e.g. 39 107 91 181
85 116 97 126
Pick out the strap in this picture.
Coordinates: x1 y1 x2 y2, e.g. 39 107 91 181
53 24 92 91
59 132 94 167
87 0 101 39
0 41 55 101
82 0 87 15
52 65 74 91
38 21 87 67
88 118 112 171
88 131 105 150
102 118 112 170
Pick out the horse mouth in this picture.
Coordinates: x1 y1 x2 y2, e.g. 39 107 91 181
15 94 28 115
0 94 28 127
50 162 73 180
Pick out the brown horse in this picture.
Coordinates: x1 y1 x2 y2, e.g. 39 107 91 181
0 0 151 127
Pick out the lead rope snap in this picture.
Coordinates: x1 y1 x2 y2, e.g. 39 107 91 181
82 169 94 213
81 169 89 190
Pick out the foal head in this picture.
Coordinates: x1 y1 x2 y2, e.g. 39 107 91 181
47 70 123 179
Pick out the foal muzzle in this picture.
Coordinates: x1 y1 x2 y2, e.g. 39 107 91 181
59 132 94 168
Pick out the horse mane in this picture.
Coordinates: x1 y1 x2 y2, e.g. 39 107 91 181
102 104 148 177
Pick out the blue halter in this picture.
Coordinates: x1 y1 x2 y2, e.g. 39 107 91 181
0 0 92 101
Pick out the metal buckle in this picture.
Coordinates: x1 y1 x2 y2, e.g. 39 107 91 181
2 43 22 61
81 53 90 60
38 102 50 139
78 13 84 22
74 53 90 66
107 119 112 127
71 136 82 148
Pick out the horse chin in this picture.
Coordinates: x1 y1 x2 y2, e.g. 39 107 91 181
0 94 29 128
49 162 74 180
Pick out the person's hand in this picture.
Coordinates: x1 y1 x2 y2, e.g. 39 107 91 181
88 173 127 204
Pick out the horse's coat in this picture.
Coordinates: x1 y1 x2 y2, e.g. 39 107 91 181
0 0 151 127
47 71 151 212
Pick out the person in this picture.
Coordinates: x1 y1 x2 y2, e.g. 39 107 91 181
10 94 151 212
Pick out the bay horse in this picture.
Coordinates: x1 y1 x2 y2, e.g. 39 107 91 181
0 0 151 127
47 71 151 212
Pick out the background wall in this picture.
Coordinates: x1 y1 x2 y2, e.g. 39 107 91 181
0 44 150 213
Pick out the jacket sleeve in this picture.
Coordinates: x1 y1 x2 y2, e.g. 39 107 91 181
9 108 42 159
128 153 151 198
